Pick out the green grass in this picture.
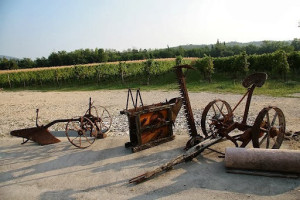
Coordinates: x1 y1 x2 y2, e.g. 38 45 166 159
4 71 300 97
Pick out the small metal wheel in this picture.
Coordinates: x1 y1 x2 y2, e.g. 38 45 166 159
201 99 233 138
65 116 97 148
251 106 285 149
85 106 112 137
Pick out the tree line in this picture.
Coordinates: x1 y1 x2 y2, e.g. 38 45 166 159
1 39 300 70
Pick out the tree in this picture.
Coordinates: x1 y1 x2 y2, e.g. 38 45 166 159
287 51 300 74
211 39 226 57
118 61 127 84
272 50 290 81
193 55 214 83
144 59 154 85
232 51 249 78
106 49 120 62
175 55 183 65
35 57 49 67
18 58 35 68
245 44 259 55
291 38 300 51
259 40 292 54
48 52 61 66
0 58 19 70
57 51 74 65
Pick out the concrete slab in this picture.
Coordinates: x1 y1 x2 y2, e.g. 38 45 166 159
0 136 299 200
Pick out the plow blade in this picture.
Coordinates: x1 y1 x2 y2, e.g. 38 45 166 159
10 127 61 145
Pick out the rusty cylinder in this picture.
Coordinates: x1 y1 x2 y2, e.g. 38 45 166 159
225 147 300 174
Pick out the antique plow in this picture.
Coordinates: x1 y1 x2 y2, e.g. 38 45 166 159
129 65 286 183
10 98 112 148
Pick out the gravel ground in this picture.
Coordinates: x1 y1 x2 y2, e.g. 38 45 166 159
0 90 299 138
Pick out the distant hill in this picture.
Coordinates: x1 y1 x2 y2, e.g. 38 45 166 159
0 55 19 60
171 40 292 50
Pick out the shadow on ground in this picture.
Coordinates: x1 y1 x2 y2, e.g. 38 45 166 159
0 137 299 199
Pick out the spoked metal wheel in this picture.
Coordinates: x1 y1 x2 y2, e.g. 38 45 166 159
65 116 97 148
251 106 285 149
85 106 112 137
201 99 233 138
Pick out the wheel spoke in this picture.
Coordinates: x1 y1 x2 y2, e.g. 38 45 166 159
100 109 105 118
259 133 268 145
71 121 81 130
211 104 217 115
220 102 224 113
271 112 278 126
94 107 100 118
101 125 109 132
266 133 270 148
266 112 270 127
92 129 98 137
84 134 93 144
272 137 278 147
215 103 225 117
71 135 79 143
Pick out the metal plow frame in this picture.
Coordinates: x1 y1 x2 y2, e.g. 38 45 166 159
10 98 112 149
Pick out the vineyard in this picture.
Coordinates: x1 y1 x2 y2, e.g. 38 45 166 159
0 51 299 90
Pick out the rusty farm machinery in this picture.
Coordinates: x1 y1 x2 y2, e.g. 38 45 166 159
9 64 289 180
129 65 286 183
10 98 112 148
120 89 183 152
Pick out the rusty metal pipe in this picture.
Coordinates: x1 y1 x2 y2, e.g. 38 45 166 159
225 147 300 174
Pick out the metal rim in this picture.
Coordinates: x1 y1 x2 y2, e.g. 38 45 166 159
251 106 285 149
65 116 97 148
85 106 112 136
201 99 233 138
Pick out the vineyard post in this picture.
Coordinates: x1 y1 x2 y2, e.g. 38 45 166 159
7 74 11 88
97 71 101 84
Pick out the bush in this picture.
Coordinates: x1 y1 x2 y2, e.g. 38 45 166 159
287 51 300 74
193 55 214 83
271 50 289 81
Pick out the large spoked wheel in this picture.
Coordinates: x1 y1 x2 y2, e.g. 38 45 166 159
201 99 233 138
65 117 97 148
85 106 112 137
251 106 285 149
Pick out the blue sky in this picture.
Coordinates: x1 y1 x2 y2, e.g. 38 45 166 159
0 0 299 59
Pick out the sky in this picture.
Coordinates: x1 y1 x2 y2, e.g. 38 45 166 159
0 0 299 59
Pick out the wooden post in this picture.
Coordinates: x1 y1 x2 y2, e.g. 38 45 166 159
7 74 11 88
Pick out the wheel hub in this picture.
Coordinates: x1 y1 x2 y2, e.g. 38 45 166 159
269 127 279 138
78 129 84 136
